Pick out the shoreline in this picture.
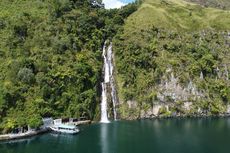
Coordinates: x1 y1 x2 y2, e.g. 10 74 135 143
0 128 49 142
0 120 92 142
126 113 230 120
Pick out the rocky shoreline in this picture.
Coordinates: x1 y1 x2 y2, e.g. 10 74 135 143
121 111 230 120
139 113 230 120
119 99 230 120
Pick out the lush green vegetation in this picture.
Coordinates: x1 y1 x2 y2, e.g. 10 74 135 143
0 0 138 133
114 0 230 119
121 0 230 46
185 0 230 9
0 0 229 132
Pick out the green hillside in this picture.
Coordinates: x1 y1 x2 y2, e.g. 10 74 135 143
114 0 230 119
185 0 230 10
121 0 230 45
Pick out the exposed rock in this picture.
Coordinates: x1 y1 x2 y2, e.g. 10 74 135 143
152 105 162 116
157 71 204 102
121 68 229 119
183 102 192 111
216 67 221 79
224 64 229 80
140 109 153 118
200 71 204 80
127 100 137 109
227 105 230 114
197 107 202 114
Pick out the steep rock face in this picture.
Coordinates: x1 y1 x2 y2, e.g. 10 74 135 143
157 70 203 102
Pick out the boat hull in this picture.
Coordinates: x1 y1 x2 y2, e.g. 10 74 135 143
50 126 79 134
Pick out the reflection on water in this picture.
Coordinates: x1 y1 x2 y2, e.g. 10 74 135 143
0 137 35 145
100 124 109 153
49 133 78 144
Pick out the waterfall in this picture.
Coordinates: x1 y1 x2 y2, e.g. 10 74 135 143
103 44 110 83
100 42 118 123
100 83 109 123
108 44 118 120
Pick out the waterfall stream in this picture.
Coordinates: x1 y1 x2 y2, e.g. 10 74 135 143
100 83 109 123
108 44 118 120
100 42 118 123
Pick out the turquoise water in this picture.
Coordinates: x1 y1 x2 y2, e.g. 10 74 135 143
1 118 230 153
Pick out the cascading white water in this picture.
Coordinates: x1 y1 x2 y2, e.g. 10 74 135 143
103 44 110 83
100 42 118 123
101 43 110 123
107 44 118 120
101 83 110 123
110 77 118 120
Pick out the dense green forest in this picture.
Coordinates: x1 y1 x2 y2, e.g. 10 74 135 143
113 0 230 119
0 0 137 133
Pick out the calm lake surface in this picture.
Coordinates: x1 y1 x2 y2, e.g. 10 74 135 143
1 118 230 153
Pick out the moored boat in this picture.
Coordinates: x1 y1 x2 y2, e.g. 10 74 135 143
50 124 80 134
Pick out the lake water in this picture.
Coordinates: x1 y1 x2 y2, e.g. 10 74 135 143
1 118 230 153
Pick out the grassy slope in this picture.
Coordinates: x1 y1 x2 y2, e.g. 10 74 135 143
122 0 230 46
185 0 230 9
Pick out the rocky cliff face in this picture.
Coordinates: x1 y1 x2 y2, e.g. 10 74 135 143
118 67 229 119
157 68 204 102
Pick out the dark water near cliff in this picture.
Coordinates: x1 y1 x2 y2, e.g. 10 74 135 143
1 118 230 153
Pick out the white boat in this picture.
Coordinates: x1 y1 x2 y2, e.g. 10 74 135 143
50 124 80 134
